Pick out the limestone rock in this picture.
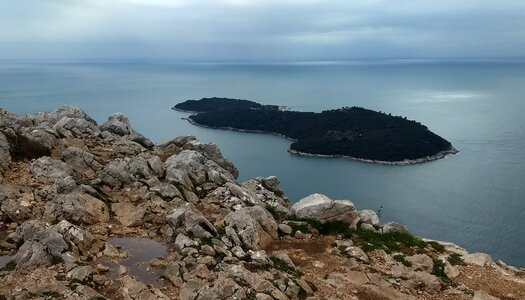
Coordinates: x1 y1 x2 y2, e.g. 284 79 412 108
406 254 434 272
0 131 12 173
444 260 460 278
52 116 99 138
46 191 110 225
260 176 280 192
119 275 169 300
147 156 164 177
99 156 152 188
223 206 277 250
61 147 103 176
382 222 410 234
463 253 494 267
0 192 35 222
22 127 61 151
167 206 217 238
33 105 96 128
31 156 73 181
473 290 501 300
111 202 146 227
150 182 183 200
66 265 97 282
359 209 380 226
278 223 293 235
164 150 235 190
343 246 369 263
12 220 102 268
291 193 359 226
182 140 238 178
101 113 154 148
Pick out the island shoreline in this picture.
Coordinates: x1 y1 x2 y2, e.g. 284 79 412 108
176 109 460 166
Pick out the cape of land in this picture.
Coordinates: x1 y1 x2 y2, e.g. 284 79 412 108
173 97 458 164
0 106 523 299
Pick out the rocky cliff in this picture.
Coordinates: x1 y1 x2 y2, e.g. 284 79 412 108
0 106 523 300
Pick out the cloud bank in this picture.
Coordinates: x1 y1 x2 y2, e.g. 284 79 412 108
1 0 524 60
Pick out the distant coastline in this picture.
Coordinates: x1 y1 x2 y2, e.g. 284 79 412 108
173 97 458 165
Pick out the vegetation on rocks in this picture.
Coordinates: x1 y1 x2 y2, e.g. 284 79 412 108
174 97 457 163
0 106 522 300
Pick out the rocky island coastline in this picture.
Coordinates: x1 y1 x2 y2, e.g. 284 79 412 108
0 106 522 299
173 97 458 165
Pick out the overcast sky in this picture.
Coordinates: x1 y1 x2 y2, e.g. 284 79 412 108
1 0 524 61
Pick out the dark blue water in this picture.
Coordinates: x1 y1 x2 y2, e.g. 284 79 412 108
1 60 524 266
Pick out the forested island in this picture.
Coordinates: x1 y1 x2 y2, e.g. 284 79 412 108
173 97 458 164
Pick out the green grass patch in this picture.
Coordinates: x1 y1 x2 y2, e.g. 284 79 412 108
287 222 311 235
270 256 303 277
265 205 288 223
393 254 413 267
51 255 64 265
447 253 466 266
307 220 353 238
199 237 213 246
427 241 446 253
353 229 426 254
0 261 16 271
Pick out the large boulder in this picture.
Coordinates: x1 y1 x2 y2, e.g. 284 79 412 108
45 191 110 225
291 193 359 226
100 113 154 148
31 156 73 181
98 157 152 188
382 222 410 234
182 140 239 178
52 116 99 138
167 205 217 238
21 127 61 152
61 147 103 177
164 150 234 190
0 190 35 222
359 209 380 227
223 206 278 250
11 220 103 268
32 105 96 128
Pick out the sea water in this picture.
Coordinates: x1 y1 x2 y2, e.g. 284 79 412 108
1 59 524 266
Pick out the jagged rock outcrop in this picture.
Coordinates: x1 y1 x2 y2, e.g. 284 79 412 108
31 156 73 181
0 106 523 300
223 206 278 250
98 156 152 188
8 220 104 268
100 113 154 148
45 191 110 225
167 205 217 239
61 146 103 177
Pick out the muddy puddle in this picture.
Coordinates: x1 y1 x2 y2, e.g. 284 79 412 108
100 237 168 286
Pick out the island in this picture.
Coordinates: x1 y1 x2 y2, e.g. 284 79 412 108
173 97 458 164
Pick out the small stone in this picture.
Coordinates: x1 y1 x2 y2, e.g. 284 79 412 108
118 265 127 275
473 290 500 300
294 230 307 239
278 223 293 235
200 245 216 256
92 274 108 285
96 263 110 272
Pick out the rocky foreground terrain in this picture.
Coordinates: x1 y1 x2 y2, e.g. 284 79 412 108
0 106 524 300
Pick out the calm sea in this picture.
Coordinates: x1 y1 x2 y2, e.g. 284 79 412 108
1 60 524 266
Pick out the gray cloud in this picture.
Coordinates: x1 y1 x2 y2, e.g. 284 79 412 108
1 0 524 60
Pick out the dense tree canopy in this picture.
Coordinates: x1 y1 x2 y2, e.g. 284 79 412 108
173 98 454 162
